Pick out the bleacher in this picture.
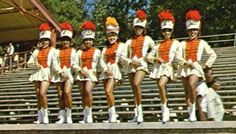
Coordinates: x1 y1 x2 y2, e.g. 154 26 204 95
0 46 236 124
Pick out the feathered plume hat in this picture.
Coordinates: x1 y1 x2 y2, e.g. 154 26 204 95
39 23 51 40
158 9 175 30
105 17 119 34
185 10 201 30
133 9 147 28
80 21 96 39
60 22 73 38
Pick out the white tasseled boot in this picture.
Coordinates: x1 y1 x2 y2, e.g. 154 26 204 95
66 108 73 124
161 103 170 123
86 106 93 123
33 110 43 124
188 103 197 122
109 106 118 123
128 107 138 123
137 105 143 123
79 109 87 124
41 108 49 124
55 109 66 124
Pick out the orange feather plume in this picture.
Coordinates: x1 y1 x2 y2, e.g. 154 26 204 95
185 10 201 21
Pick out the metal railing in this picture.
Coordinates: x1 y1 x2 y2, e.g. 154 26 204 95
157 33 236 47
0 50 31 76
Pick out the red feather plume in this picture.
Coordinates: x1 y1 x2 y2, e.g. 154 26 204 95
135 9 147 20
80 21 96 31
39 23 51 31
185 10 201 21
158 10 175 22
61 22 73 31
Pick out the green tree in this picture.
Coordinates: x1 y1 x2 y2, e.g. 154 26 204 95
42 0 88 46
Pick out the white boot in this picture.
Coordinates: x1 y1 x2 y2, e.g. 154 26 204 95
33 110 43 124
128 107 138 123
66 108 73 124
41 108 49 124
55 109 66 124
109 106 118 123
79 109 87 124
137 105 143 123
86 106 93 123
161 103 170 123
188 103 197 122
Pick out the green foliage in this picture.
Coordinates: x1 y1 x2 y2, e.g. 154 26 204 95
42 0 235 47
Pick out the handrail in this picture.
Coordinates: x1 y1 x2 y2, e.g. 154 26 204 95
0 50 32 76
157 33 236 47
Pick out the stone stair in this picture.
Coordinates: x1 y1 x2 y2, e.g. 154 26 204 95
0 46 236 124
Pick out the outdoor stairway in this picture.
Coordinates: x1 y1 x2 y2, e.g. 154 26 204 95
0 46 236 124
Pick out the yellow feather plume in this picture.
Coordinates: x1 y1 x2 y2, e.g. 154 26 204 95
105 17 118 27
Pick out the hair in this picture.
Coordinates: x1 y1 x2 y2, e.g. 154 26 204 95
207 77 219 87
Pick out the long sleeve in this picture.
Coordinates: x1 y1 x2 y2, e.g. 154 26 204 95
99 48 108 73
121 41 132 65
27 50 38 68
202 41 217 68
175 41 186 66
50 49 62 75
71 48 81 72
147 45 157 64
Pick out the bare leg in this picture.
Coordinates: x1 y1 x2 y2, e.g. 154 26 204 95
133 70 146 105
39 81 50 108
56 83 65 109
188 75 199 104
64 81 73 108
77 81 86 108
34 81 41 109
103 78 115 107
156 76 169 104
181 77 191 107
85 81 95 107
128 73 137 107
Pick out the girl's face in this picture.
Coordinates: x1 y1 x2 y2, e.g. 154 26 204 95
161 28 172 39
134 26 144 35
83 38 94 48
39 39 50 49
212 80 221 91
61 39 71 48
188 29 199 39
107 32 118 44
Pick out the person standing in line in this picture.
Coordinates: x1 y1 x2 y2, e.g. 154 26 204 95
27 23 56 124
100 17 128 123
74 21 105 123
176 10 217 122
147 10 179 123
51 22 77 124
123 9 155 123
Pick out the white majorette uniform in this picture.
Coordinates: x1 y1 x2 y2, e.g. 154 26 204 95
125 35 155 73
51 48 77 83
147 10 179 81
177 38 217 80
74 47 102 83
51 22 78 84
28 47 56 82
176 10 217 80
124 9 155 73
100 42 127 81
100 17 127 81
28 23 56 82
148 39 179 80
